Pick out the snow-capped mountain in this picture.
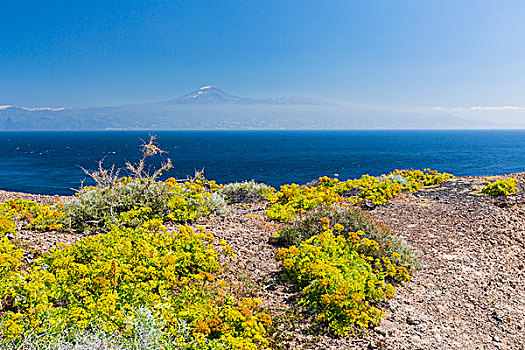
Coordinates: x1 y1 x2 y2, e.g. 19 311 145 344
160 86 250 104
158 86 329 105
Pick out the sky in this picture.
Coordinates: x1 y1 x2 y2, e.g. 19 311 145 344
2 0 525 115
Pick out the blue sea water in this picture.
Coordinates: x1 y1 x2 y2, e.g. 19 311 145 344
0 130 524 195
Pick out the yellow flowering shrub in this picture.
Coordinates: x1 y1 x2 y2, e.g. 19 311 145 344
166 176 225 222
0 199 64 237
277 204 418 271
0 216 15 238
275 220 408 336
266 183 345 222
0 220 270 349
267 169 454 221
481 177 519 196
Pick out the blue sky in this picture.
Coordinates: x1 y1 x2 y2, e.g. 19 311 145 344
2 0 525 110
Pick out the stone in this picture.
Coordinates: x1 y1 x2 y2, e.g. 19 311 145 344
375 320 397 336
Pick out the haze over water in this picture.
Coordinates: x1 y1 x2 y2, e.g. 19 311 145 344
1 130 524 195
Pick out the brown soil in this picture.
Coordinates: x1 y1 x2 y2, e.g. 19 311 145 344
368 173 525 350
1 174 524 349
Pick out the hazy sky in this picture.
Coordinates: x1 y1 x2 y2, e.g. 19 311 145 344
2 0 525 112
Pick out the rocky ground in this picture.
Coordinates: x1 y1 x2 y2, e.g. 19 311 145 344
369 173 525 350
1 174 524 349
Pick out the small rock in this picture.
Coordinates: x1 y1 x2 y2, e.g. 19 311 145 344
375 320 397 336
359 199 376 210
407 315 422 325
492 311 504 323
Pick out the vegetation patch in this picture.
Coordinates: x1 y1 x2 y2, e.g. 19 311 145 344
481 177 519 196
275 218 409 336
276 204 417 270
63 137 226 232
266 169 454 222
0 199 64 238
220 181 275 204
0 218 271 349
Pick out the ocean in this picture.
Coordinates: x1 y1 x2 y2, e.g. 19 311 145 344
0 130 524 195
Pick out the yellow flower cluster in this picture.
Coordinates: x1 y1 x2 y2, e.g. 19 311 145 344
166 176 224 222
267 169 454 221
266 183 344 222
275 218 409 336
481 177 519 196
0 218 270 349
0 199 64 237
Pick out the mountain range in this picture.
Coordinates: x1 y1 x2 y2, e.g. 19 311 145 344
0 86 512 130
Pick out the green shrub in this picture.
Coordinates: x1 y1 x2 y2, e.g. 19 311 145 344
63 178 171 232
481 177 519 196
165 176 227 222
0 307 169 350
63 137 227 232
277 204 417 271
220 181 275 204
0 220 271 349
275 223 406 336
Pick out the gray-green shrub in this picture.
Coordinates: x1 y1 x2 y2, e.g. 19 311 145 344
220 180 274 204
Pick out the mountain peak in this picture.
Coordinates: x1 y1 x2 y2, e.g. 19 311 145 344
157 86 330 106
161 86 246 105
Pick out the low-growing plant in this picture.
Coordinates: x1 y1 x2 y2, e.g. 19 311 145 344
277 204 417 270
265 183 344 222
0 220 271 349
275 221 407 336
0 307 169 350
266 169 454 222
481 177 519 196
220 181 275 204
166 175 226 223
0 199 64 238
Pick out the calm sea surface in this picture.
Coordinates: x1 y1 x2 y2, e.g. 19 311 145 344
0 130 524 195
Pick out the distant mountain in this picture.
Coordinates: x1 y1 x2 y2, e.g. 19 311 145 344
157 86 330 105
0 86 515 130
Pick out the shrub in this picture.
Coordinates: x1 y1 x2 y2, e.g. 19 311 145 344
0 199 64 238
277 204 417 271
481 177 519 196
265 183 344 222
220 181 275 204
63 178 172 232
275 222 407 336
63 137 226 232
165 176 226 223
0 216 15 238
266 169 454 222
0 220 271 349
0 307 168 350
